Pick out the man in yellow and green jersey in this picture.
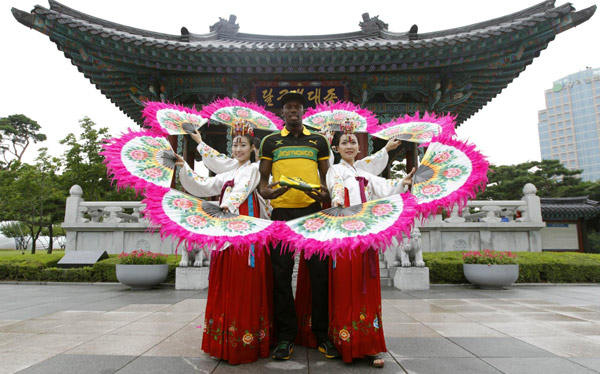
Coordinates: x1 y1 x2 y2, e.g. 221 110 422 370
258 91 340 361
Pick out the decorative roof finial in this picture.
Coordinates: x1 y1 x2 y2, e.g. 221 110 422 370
359 13 388 33
210 15 239 35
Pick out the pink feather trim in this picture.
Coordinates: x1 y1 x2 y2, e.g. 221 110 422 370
142 101 204 136
200 97 284 130
415 134 489 220
304 101 379 132
376 111 457 145
100 128 171 195
141 188 280 253
272 193 418 259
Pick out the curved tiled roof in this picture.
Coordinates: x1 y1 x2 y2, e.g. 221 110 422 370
541 197 600 220
11 0 597 125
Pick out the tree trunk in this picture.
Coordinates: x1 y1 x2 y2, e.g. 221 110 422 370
47 224 53 254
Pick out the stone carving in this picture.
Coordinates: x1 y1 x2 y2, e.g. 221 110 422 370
359 13 388 32
179 247 207 268
210 15 239 35
400 227 425 267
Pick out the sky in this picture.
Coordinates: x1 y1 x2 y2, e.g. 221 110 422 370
1 0 599 167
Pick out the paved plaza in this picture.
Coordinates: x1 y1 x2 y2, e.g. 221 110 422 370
1 283 600 373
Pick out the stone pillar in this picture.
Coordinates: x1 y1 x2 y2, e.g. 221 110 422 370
64 185 83 223
64 185 83 252
522 183 542 223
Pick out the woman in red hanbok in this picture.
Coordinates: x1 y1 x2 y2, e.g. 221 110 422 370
176 125 273 365
324 127 414 368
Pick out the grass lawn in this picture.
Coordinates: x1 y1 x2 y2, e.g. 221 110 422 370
0 249 65 257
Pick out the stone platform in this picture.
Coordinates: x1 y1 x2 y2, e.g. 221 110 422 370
1 283 600 374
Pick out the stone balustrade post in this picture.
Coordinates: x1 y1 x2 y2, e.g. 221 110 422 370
522 183 542 223
480 206 501 223
444 206 466 223
104 207 124 223
64 185 84 223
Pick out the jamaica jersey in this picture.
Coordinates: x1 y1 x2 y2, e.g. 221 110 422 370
260 126 329 208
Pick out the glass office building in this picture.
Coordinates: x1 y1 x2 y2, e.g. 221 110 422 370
538 68 600 181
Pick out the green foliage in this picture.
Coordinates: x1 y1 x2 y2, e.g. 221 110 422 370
0 221 30 250
587 230 600 254
423 251 600 283
59 117 138 202
117 250 168 265
478 159 586 200
0 252 178 283
462 249 518 265
0 114 47 169
0 148 65 253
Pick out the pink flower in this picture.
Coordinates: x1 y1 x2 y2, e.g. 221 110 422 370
218 112 231 121
173 198 193 209
256 118 269 127
417 131 434 139
129 149 148 160
303 218 326 232
167 112 181 121
411 125 427 131
145 138 162 147
341 219 366 231
420 184 442 196
143 167 163 179
186 215 208 228
333 113 346 121
164 120 179 130
433 151 451 163
443 168 463 178
371 203 393 216
227 221 250 232
311 116 325 125
236 109 250 118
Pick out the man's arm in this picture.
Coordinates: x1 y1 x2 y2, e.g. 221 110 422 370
258 158 289 200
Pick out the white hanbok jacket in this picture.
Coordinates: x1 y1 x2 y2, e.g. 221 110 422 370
178 160 258 215
327 159 408 207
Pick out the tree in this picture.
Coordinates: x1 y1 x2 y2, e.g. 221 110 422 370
477 159 585 201
0 221 31 250
59 117 137 202
0 149 64 253
0 114 47 169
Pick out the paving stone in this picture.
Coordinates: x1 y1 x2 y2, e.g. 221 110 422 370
386 337 474 358
116 356 218 374
483 357 597 374
17 354 135 374
397 357 502 373
569 358 600 372
0 352 55 374
449 337 556 357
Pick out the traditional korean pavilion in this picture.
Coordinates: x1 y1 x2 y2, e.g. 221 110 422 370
11 0 596 165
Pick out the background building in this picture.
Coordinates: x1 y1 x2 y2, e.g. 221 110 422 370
538 67 600 181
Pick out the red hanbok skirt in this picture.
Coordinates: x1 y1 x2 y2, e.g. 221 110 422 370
201 195 274 364
329 250 386 363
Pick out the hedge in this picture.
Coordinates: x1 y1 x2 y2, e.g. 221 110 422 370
1 251 600 284
424 251 600 283
0 252 179 283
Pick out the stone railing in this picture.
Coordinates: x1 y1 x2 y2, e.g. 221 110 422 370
62 183 544 259
62 185 179 255
381 183 545 271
